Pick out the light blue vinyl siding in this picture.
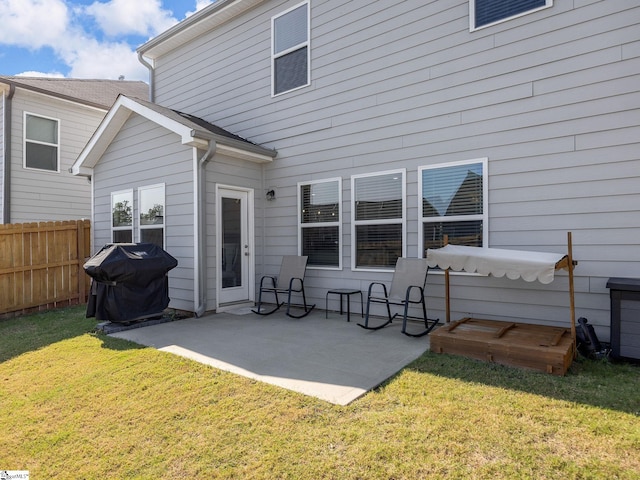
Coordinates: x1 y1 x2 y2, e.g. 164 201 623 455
143 0 639 339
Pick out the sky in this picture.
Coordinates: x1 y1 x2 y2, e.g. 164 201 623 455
0 0 216 82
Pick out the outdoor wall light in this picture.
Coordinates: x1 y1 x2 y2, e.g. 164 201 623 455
266 189 276 201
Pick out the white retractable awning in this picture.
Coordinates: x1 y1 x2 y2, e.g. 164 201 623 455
426 244 569 285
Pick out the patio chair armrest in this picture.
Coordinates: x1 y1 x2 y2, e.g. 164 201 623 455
259 275 277 288
404 285 425 303
367 281 388 298
288 276 304 292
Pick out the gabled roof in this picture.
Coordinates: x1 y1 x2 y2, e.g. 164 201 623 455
138 0 266 59
72 95 276 176
0 76 149 109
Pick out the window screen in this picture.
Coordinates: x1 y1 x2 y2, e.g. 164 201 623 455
112 190 133 243
473 0 549 29
299 179 341 267
25 114 59 171
352 170 405 269
272 2 309 95
420 160 487 253
139 184 165 248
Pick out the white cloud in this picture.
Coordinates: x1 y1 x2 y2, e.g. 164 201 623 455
0 0 69 49
83 0 178 37
64 38 149 80
186 0 215 17
0 0 213 80
16 71 66 78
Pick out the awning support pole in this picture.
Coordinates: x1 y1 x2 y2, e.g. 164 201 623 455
567 231 577 358
444 235 451 323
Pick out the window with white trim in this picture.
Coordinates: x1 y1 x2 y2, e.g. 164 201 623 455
470 0 552 31
111 190 133 243
298 178 341 268
272 1 310 96
419 159 488 255
138 184 165 248
351 169 405 270
24 113 59 172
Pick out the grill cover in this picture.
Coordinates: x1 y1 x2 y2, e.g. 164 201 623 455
84 243 178 323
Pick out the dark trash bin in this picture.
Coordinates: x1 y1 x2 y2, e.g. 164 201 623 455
84 243 178 323
606 277 640 363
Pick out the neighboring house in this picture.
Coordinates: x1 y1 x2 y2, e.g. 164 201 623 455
0 76 148 223
73 0 639 341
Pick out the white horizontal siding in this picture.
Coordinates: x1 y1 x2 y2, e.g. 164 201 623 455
93 114 195 312
9 90 103 222
144 0 640 339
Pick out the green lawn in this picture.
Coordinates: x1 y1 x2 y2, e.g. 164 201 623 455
1 306 639 479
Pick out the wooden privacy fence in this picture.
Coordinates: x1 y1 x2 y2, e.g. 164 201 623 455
0 220 91 317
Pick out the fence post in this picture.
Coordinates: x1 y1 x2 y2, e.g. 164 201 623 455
77 220 87 303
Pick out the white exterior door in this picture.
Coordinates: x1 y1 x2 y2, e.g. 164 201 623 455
216 186 254 309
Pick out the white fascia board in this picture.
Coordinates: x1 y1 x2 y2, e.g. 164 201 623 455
72 96 206 176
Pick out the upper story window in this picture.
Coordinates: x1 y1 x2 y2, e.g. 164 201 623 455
24 113 60 172
112 189 133 243
272 1 310 96
298 178 341 269
351 169 406 270
139 184 165 248
470 0 552 31
419 159 488 255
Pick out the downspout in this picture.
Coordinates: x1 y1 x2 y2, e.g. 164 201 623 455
137 53 155 102
193 140 216 317
3 84 15 224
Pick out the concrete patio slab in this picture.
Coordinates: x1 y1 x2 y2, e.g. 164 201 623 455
109 308 431 405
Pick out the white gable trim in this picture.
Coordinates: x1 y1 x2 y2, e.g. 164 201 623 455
72 95 275 176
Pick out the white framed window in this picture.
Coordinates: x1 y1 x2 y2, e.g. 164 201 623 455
470 0 552 31
298 177 342 269
272 1 310 96
138 183 165 248
351 169 406 271
24 112 60 172
111 189 133 243
419 158 488 256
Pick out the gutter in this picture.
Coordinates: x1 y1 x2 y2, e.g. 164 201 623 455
137 52 155 102
193 141 216 317
3 83 15 223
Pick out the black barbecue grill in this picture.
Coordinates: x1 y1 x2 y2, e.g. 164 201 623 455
84 243 178 323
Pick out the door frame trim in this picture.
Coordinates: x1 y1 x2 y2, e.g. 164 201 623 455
215 184 255 311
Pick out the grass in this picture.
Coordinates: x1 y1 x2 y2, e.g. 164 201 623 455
1 306 639 479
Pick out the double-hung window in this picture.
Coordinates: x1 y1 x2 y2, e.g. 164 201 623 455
419 158 487 255
138 184 165 248
111 190 133 243
352 169 405 270
298 178 341 269
24 113 59 172
470 0 552 30
272 1 310 96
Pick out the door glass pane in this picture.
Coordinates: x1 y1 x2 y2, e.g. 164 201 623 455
221 197 242 288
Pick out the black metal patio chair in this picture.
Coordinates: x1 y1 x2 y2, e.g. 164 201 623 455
252 255 316 318
358 257 439 337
